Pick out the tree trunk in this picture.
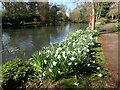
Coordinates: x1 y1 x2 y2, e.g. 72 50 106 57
112 14 114 20
92 1 95 30
98 6 102 20
96 3 100 21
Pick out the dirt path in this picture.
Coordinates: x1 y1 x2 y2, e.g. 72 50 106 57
98 23 120 88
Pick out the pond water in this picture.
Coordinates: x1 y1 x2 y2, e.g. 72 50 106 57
2 23 88 63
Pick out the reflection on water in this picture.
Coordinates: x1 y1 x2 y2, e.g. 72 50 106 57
2 23 88 63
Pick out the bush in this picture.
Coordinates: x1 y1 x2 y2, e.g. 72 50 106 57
115 21 120 32
95 22 105 30
2 58 36 89
31 30 98 82
98 18 109 23
2 12 39 25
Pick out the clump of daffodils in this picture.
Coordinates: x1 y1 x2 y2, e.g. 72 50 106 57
32 29 98 81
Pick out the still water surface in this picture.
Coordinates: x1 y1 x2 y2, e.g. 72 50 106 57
2 23 88 63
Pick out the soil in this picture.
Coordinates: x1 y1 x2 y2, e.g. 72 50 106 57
98 23 120 88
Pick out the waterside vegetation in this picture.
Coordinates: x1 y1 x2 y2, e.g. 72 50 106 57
1 29 108 89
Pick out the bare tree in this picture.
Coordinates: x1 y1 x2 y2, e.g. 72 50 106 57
91 0 95 30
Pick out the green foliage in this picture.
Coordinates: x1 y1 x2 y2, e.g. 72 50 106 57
2 2 70 26
58 12 69 21
86 26 90 30
2 58 36 89
98 2 114 18
53 45 108 88
2 12 38 25
115 22 120 32
98 18 110 23
95 22 105 30
40 44 107 88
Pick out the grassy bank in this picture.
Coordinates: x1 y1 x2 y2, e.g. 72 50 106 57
114 22 120 34
1 29 109 89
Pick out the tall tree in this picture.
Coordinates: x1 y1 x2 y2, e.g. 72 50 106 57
107 2 119 19
70 2 91 23
91 0 95 30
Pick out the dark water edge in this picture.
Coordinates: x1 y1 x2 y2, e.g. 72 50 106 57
2 21 70 29
2 23 88 63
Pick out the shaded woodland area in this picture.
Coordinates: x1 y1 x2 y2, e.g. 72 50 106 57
2 2 69 26
1 1 120 26
70 2 120 23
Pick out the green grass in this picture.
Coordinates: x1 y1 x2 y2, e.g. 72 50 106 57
23 22 41 25
95 22 105 30
114 22 120 34
88 46 109 88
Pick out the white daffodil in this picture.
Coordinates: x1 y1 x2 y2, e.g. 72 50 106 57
78 50 81 53
58 47 62 51
68 62 72 66
70 57 75 61
55 53 57 57
88 43 90 45
98 74 102 77
67 51 70 54
98 43 101 46
38 69 42 72
64 56 67 59
39 52 41 55
47 50 51 53
44 60 47 64
74 82 79 86
33 64 37 66
63 54 66 58
56 50 59 54
57 55 61 59
73 42 75 46
97 67 100 70
49 68 52 72
73 51 76 54
74 62 77 65
30 62 34 65
86 49 89 52
86 45 88 48
90 36 93 39
62 51 65 55
93 61 95 63
43 73 45 76
81 43 83 45
83 47 86 50
65 37 67 39
91 42 94 45
87 64 90 66
58 71 61 74
28 58 33 61
53 61 57 66
96 37 98 41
